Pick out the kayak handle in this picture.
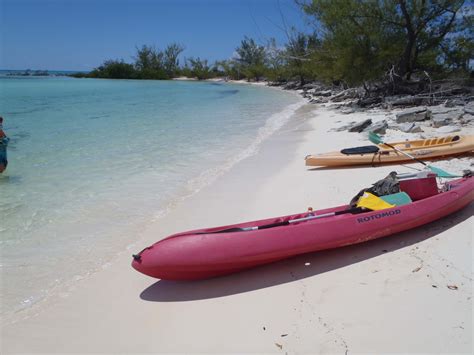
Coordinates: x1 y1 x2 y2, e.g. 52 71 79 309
132 246 153 262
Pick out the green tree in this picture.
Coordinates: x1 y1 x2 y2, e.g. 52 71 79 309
395 0 466 78
235 37 267 81
442 36 474 71
90 60 136 79
186 57 212 80
215 60 242 80
133 45 167 79
300 0 467 84
163 43 185 77
439 6 473 72
285 32 320 85
300 0 404 85
264 38 288 82
134 45 155 71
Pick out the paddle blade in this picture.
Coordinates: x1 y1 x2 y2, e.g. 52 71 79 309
379 192 412 206
428 165 460 178
368 131 384 145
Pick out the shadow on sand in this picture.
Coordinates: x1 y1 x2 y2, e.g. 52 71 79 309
140 203 472 302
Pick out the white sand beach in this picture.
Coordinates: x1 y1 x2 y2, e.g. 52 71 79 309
2 100 472 353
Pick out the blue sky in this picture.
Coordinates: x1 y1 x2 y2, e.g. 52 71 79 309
1 0 313 71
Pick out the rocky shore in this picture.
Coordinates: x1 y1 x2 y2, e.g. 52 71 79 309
271 79 474 137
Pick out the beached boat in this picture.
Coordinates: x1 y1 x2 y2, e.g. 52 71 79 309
132 174 474 280
305 135 474 167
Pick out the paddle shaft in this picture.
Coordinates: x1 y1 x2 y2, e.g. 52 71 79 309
254 211 337 230
372 133 457 178
211 208 362 234
382 142 428 166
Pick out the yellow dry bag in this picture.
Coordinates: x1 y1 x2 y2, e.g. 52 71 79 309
356 192 395 211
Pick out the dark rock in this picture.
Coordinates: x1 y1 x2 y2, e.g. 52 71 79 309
465 102 474 115
385 95 424 107
364 120 388 134
460 114 474 124
283 81 300 90
358 96 382 107
430 106 454 114
436 125 461 133
445 98 466 107
443 85 471 95
302 83 321 91
430 110 463 127
396 107 431 123
398 122 423 133
348 119 372 132
340 107 355 114
430 106 463 117
310 97 329 104
431 115 452 128
313 90 332 97
331 88 362 102
332 121 356 132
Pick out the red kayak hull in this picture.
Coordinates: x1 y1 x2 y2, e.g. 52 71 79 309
132 177 474 280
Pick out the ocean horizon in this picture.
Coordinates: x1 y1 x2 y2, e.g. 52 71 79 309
0 69 89 75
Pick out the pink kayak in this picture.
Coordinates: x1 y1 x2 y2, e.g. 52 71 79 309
132 175 473 280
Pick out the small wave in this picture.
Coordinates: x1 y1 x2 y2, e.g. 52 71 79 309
88 114 110 120
187 100 305 190
152 99 305 221
4 107 47 115
219 89 239 95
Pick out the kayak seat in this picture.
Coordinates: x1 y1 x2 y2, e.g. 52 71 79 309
341 145 380 155
379 192 412 206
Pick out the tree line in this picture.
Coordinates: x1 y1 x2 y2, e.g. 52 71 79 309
72 0 472 92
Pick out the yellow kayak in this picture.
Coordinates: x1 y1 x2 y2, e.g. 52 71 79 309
305 135 474 167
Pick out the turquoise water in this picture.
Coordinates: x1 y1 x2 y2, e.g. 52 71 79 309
0 77 302 318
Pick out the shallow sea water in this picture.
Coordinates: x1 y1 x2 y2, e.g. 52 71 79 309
0 77 303 319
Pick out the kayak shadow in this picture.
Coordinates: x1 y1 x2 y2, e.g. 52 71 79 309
140 203 472 302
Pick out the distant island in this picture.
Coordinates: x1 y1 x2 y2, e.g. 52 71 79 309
2 69 90 77
7 69 50 77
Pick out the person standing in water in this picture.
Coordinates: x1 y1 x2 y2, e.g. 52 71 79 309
0 117 9 173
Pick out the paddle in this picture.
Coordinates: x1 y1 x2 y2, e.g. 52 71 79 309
368 132 459 178
207 207 365 234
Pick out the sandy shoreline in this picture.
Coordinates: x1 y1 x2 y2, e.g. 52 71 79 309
2 88 473 353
